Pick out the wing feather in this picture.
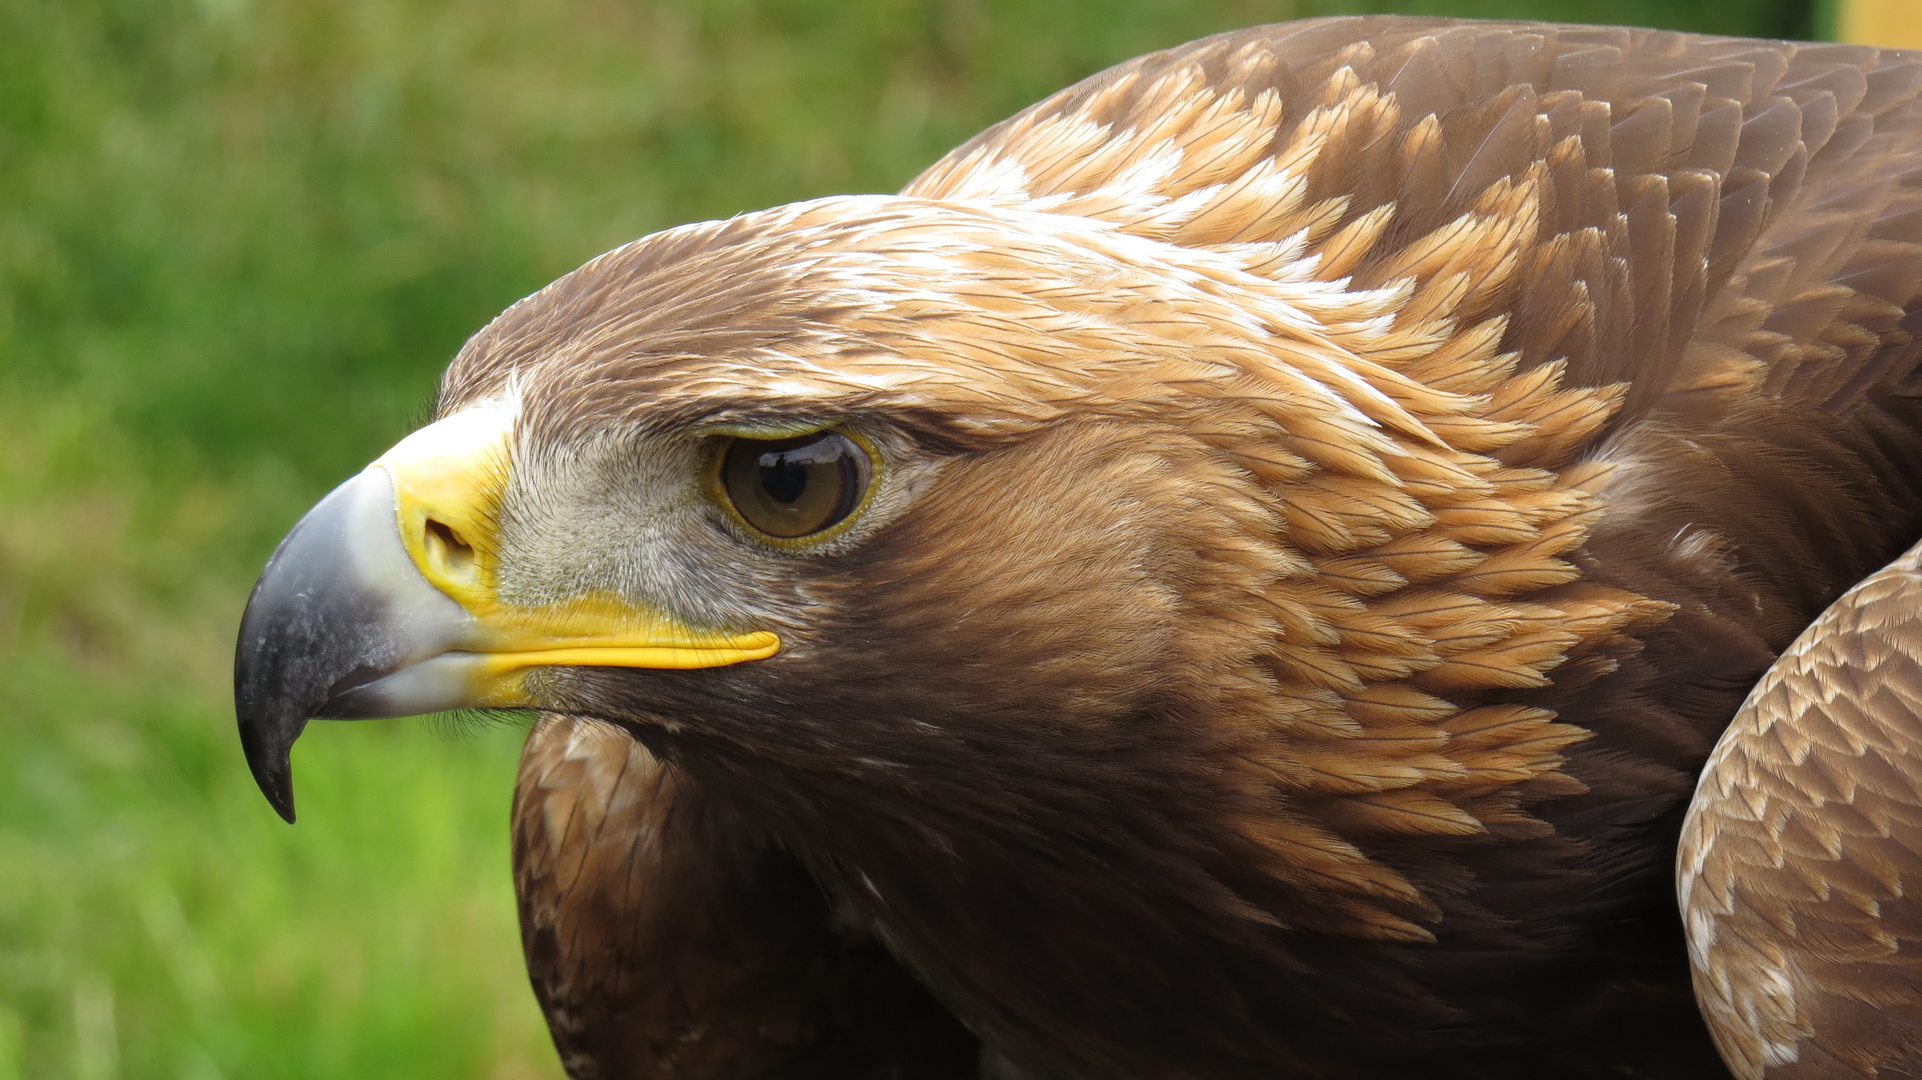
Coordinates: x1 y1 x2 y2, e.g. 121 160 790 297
1681 539 1922 1079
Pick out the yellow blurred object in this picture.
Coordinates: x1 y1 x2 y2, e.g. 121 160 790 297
1839 0 1922 50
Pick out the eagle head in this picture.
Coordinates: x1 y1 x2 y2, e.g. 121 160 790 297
235 30 1679 1072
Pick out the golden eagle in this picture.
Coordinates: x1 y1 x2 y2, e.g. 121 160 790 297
235 17 1922 1079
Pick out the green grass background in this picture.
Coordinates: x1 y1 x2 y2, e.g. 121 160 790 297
0 0 1819 1076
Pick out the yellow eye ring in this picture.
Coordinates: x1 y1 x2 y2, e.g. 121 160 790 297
710 428 880 546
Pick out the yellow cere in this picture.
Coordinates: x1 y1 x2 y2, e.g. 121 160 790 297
370 404 781 706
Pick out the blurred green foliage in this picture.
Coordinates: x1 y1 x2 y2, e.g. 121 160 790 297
0 0 1813 1076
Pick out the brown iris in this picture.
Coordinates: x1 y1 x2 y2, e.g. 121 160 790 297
719 431 872 539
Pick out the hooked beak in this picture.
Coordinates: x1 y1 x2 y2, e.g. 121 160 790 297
234 404 779 822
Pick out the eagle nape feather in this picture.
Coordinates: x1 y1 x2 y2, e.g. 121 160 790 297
233 16 1922 1080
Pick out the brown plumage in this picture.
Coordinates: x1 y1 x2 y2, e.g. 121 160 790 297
1681 536 1922 1080
512 716 978 1077
487 17 1922 1079
236 14 1922 1080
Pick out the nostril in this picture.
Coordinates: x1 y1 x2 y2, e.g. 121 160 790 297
424 518 476 577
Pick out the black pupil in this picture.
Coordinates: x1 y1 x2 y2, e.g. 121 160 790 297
761 451 810 504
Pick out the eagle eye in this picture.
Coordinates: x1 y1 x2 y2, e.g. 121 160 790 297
718 431 872 540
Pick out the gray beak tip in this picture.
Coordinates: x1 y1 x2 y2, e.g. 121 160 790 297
258 762 299 824
235 665 306 823
238 715 300 824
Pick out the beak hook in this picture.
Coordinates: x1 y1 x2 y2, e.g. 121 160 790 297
232 467 471 822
